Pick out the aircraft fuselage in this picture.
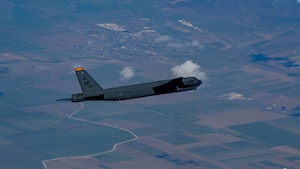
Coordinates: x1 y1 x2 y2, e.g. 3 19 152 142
71 67 202 102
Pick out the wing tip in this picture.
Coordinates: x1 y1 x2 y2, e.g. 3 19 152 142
74 67 85 71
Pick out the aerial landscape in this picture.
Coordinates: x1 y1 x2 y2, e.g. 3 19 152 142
0 0 300 169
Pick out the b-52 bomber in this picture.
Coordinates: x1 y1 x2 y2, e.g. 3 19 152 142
71 67 202 102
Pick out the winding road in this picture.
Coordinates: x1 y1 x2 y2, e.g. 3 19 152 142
42 102 138 169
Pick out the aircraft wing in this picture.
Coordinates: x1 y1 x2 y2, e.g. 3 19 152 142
152 77 182 94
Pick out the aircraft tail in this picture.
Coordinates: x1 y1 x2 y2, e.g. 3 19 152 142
74 67 103 93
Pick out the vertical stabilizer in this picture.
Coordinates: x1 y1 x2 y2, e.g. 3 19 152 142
74 67 103 93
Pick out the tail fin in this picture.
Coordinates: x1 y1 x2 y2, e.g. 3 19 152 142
74 67 103 93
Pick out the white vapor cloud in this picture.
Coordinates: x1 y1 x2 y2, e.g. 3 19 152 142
171 60 208 80
120 66 135 80
298 0 300 3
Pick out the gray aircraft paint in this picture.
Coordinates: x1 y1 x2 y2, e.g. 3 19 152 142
72 67 201 102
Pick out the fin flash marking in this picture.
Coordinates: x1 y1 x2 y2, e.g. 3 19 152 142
74 67 85 71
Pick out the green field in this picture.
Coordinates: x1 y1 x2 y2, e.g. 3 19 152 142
229 122 300 149
0 102 133 169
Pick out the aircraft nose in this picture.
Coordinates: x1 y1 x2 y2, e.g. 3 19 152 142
193 78 202 86
197 79 202 86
